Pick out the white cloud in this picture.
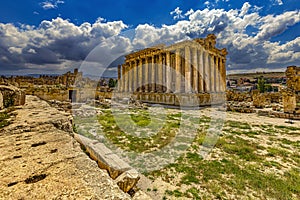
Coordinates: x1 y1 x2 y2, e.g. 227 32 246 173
40 0 64 10
170 7 184 20
185 9 194 16
239 2 251 17
255 10 300 41
1 2 299 75
274 0 283 5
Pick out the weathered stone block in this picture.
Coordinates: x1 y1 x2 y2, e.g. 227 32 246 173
0 92 3 110
282 89 296 113
0 85 25 109
73 134 140 193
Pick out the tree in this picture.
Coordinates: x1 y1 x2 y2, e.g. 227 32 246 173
257 77 265 93
108 78 117 88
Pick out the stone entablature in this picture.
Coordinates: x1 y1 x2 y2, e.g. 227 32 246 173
117 34 227 106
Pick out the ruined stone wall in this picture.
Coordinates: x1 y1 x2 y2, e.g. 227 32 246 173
25 86 69 102
226 90 281 105
282 90 296 113
226 90 252 102
0 85 25 109
286 66 300 92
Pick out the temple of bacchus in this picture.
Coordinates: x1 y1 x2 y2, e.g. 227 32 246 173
116 34 228 106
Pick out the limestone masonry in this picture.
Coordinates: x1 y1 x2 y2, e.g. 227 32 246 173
116 34 227 106
283 66 300 114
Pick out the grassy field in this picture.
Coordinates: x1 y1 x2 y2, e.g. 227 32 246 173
74 106 300 199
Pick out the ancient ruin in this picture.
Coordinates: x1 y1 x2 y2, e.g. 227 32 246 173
116 34 227 106
0 85 26 109
283 66 300 114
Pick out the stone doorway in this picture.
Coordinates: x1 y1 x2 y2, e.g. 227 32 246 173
69 90 77 102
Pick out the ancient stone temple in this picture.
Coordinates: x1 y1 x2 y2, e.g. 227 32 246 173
116 34 227 106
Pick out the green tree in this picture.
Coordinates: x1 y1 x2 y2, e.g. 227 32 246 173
108 78 117 88
257 77 265 93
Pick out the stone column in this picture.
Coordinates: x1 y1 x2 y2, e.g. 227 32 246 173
166 51 171 93
184 46 191 93
210 55 216 93
117 65 121 91
139 58 145 92
198 48 204 92
157 53 163 93
215 57 220 93
121 64 126 92
145 58 149 92
125 63 130 92
220 58 226 92
128 62 132 92
133 60 137 92
192 47 198 93
175 48 181 93
204 51 210 93
162 53 166 93
151 56 156 92
138 58 143 92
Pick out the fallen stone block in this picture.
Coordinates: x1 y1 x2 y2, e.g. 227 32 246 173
114 169 140 193
73 134 140 193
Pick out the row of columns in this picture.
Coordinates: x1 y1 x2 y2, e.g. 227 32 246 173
117 46 226 94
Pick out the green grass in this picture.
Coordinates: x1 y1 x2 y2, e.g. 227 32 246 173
146 121 300 199
185 187 201 199
267 147 290 157
226 120 251 129
152 154 300 199
280 138 300 148
274 125 300 131
74 105 300 199
0 112 11 128
96 109 182 153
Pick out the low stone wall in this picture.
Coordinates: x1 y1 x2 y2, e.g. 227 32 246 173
227 90 282 108
226 90 252 102
0 84 25 109
258 110 300 120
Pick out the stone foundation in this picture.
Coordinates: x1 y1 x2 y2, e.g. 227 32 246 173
113 92 226 107
258 110 300 120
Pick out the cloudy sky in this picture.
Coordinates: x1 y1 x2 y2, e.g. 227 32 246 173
0 0 299 76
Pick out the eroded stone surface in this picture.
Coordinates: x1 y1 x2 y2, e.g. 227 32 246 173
0 95 132 199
